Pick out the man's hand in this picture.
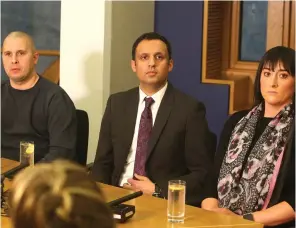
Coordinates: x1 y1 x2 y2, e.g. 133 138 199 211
122 174 155 195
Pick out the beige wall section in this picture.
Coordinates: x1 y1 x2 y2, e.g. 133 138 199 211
110 1 155 94
60 0 155 163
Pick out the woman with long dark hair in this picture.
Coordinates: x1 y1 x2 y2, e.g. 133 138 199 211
202 46 295 227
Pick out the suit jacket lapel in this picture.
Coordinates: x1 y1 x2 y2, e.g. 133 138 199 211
121 88 139 160
146 83 174 161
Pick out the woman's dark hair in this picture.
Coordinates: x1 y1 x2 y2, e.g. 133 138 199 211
9 160 115 228
253 46 295 106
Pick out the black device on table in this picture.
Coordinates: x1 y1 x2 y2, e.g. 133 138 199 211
108 191 143 223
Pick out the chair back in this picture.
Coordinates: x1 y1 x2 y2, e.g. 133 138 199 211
76 109 89 165
207 131 217 161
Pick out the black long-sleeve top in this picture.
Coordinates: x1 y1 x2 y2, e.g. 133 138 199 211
1 76 77 162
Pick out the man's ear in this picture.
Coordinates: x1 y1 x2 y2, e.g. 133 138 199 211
131 60 137 72
168 59 174 72
33 52 39 65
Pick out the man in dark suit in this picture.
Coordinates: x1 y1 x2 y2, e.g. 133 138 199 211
91 32 211 206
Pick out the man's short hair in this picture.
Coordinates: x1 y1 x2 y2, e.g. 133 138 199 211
132 32 172 60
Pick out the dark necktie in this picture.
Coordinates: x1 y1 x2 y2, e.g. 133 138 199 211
133 97 155 177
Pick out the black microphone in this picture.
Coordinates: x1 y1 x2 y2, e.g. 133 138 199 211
2 163 29 179
108 191 143 207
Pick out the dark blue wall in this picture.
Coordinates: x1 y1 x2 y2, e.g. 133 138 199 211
155 1 229 141
1 1 61 81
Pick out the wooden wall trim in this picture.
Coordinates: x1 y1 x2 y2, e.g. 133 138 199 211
201 0 209 83
229 1 240 69
221 2 232 71
39 51 60 84
1 49 60 56
202 0 236 114
42 58 60 84
202 0 293 114
268 0 294 49
266 1 284 50
289 1 295 49
229 2 258 71
283 1 291 47
37 50 60 56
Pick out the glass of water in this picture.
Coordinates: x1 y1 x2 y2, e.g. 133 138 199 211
20 141 34 167
167 180 186 223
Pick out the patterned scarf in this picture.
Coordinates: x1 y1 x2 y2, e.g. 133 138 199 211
217 103 294 215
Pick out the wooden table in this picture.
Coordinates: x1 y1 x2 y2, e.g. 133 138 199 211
1 158 20 173
1 158 263 228
101 184 263 228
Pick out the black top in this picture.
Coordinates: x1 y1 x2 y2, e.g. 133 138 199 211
204 110 295 228
1 76 77 162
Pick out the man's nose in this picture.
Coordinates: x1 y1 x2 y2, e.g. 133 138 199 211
148 57 156 67
11 55 19 64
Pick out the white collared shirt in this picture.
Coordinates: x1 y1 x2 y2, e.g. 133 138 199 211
119 82 168 186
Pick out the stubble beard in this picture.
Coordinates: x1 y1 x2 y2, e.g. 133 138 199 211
10 67 35 85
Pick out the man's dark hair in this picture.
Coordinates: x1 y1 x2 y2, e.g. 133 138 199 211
132 32 172 60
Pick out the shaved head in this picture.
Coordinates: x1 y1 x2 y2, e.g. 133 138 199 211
2 31 39 88
3 31 36 53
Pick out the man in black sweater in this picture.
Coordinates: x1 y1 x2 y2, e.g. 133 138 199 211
1 31 77 163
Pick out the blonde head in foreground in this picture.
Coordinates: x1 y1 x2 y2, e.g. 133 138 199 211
9 160 115 228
